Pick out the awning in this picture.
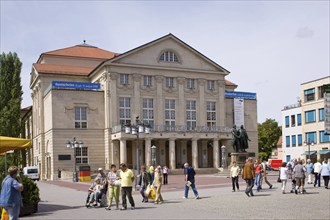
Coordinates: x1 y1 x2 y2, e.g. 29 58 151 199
301 151 317 155
317 150 330 155
0 136 32 154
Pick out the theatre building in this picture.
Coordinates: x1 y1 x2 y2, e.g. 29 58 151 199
29 34 258 180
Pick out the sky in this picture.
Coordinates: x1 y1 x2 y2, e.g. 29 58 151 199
1 0 329 124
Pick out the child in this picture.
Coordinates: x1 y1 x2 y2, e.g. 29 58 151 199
280 162 288 194
86 178 102 207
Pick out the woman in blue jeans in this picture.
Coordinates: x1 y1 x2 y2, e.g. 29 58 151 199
254 159 263 192
0 166 24 220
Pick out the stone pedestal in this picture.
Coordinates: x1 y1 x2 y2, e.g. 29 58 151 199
230 152 249 168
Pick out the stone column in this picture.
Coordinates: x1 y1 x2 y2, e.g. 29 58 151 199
133 74 141 118
192 138 198 168
109 73 118 126
120 139 127 164
213 139 220 168
169 138 176 169
145 138 152 167
218 80 226 127
111 140 120 166
155 76 164 126
198 79 206 126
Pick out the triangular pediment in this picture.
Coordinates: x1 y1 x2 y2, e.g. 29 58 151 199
100 34 229 74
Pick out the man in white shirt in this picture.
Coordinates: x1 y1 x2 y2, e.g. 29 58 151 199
313 159 322 187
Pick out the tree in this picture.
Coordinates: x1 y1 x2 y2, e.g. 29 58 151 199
0 52 23 172
258 118 281 160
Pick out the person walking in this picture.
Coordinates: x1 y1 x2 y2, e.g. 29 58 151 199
230 161 240 192
119 163 135 210
153 166 164 204
280 162 288 194
242 157 255 197
261 159 273 189
319 160 330 189
313 159 322 187
254 159 263 192
305 159 314 184
293 160 306 194
183 163 200 199
138 165 151 203
162 165 169 185
0 166 24 220
105 164 120 210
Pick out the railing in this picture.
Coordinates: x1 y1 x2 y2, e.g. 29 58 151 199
110 124 232 134
283 102 301 110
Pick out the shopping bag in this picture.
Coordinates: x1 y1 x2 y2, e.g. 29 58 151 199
147 186 156 200
1 208 9 220
145 184 151 197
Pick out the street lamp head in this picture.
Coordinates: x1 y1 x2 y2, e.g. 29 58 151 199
151 145 156 149
74 142 79 148
79 141 84 148
66 141 71 148
132 127 137 135
125 125 131 134
145 125 151 134
138 125 144 133
311 142 314 146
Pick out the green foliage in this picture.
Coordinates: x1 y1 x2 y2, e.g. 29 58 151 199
258 118 281 160
0 52 23 137
0 174 40 205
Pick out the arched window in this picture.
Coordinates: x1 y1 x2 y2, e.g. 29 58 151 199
159 51 179 63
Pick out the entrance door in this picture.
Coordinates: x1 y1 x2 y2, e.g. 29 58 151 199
187 141 192 166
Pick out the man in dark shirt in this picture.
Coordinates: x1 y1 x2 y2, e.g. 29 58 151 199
183 163 200 199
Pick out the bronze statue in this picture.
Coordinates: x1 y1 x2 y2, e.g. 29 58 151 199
239 125 251 152
231 125 241 152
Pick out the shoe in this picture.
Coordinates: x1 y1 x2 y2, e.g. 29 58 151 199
282 191 285 194
269 185 273 189
195 196 200 199
105 207 111 210
314 184 316 187
145 199 148 203
86 203 90 208
131 207 135 210
250 193 254 196
154 202 158 204
290 190 294 193
232 190 235 192
92 203 98 207
182 196 187 199
120 207 127 210
295 189 298 195
142 199 145 202
159 201 163 204
245 192 250 197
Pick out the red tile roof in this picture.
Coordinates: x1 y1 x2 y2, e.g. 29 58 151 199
43 45 117 60
34 63 93 76
225 79 237 86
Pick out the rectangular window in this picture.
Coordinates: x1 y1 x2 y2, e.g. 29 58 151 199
75 147 88 164
120 74 129 85
285 136 290 147
286 155 291 163
186 79 195 89
305 131 317 144
297 114 302 126
206 101 216 128
119 97 131 125
75 107 87 128
291 115 296 127
186 100 196 130
298 134 302 146
165 99 175 131
319 108 324 121
318 85 325 99
285 116 289 128
291 135 296 147
142 98 154 128
207 80 215 90
304 88 315 102
144 75 152 87
319 131 330 143
305 110 316 123
165 77 174 88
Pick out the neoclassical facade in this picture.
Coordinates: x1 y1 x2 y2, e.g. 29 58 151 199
29 34 258 180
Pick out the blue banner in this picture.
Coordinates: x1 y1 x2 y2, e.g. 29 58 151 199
52 81 100 90
225 91 257 100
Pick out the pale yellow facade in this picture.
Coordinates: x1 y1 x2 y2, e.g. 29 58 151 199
29 34 258 180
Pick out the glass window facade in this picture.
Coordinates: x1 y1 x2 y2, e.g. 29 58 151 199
75 147 88 164
319 108 324 121
206 101 216 128
286 155 291 163
119 97 131 125
75 107 87 128
297 114 302 126
291 135 296 147
305 110 316 123
298 134 302 146
120 74 129 85
159 51 179 62
207 80 215 90
165 77 174 88
319 131 330 143
165 99 175 131
186 100 196 130
144 76 152 87
286 136 290 147
285 116 289 128
304 88 315 102
305 131 317 144
143 98 154 128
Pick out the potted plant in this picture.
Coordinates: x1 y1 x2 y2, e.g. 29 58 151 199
19 175 40 216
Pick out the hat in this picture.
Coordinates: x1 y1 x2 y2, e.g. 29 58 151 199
157 166 162 169
98 168 103 171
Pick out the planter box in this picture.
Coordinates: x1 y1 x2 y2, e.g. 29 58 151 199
19 203 38 217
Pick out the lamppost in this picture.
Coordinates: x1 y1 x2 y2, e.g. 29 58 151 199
66 137 83 182
304 138 314 160
151 145 157 167
221 145 227 168
125 116 150 181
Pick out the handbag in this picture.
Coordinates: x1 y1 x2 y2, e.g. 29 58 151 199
144 184 151 197
114 179 121 186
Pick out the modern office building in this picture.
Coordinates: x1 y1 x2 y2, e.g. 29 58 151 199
282 76 330 163
29 34 258 180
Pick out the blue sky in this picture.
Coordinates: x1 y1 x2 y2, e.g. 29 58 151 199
1 0 329 124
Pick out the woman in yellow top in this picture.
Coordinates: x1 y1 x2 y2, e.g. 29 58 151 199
152 166 164 204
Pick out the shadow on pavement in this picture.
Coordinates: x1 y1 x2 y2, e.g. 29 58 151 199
253 194 271 197
38 203 82 212
133 206 157 210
